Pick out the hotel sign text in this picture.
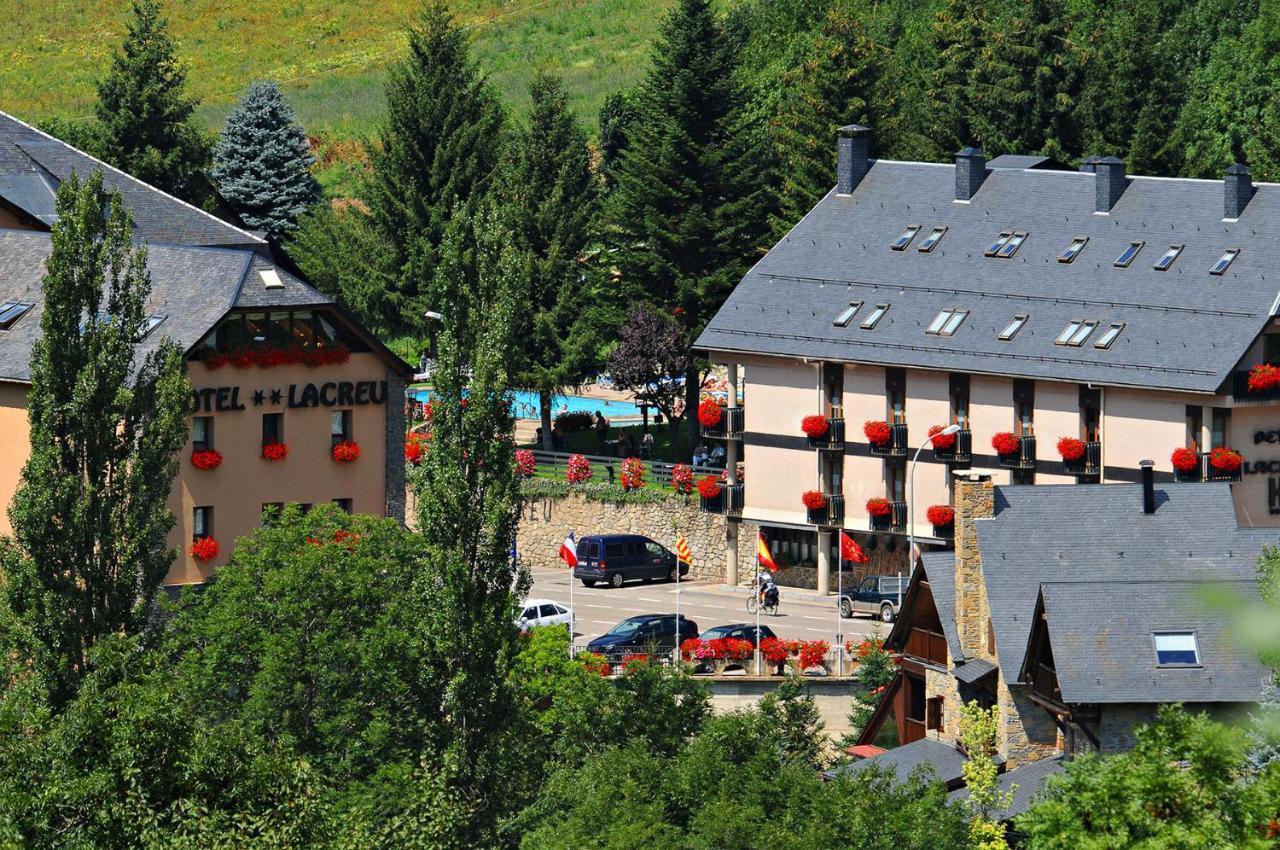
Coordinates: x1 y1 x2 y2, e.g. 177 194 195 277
191 380 388 413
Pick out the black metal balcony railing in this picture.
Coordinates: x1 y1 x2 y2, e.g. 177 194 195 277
932 428 972 465
1062 440 1102 476
700 406 744 440
997 435 1037 470
1176 451 1243 484
806 494 845 526
808 417 846 451
870 499 908 532
699 483 744 515
869 422 909 458
1232 369 1280 402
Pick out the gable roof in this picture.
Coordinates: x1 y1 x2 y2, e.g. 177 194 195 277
827 737 1005 788
948 755 1064 820
696 159 1280 393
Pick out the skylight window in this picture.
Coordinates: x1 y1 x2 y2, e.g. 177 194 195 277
927 308 968 336
1094 323 1124 350
0 301 33 330
259 268 285 290
984 232 1012 257
1154 245 1183 271
1210 248 1240 276
997 231 1028 258
832 302 862 328
142 315 166 338
1058 236 1088 264
861 304 889 329
891 225 921 251
1115 241 1144 267
917 226 947 253
1055 320 1097 347
1153 632 1199 666
998 314 1028 340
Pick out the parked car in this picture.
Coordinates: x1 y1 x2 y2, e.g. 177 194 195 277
573 534 689 588
586 614 699 658
516 598 574 633
839 575 909 623
699 623 776 647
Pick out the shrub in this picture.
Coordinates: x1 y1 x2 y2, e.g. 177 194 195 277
405 433 426 466
515 448 537 478
801 490 827 510
565 453 592 484
1171 446 1199 472
555 411 593 432
619 457 646 490
670 463 694 494
1210 446 1243 472
1248 362 1280 392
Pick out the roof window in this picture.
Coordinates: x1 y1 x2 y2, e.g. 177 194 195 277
1093 322 1124 349
1055 320 1097 347
998 314 1028 341
1058 236 1088 264
1115 240 1144 267
891 225 921 251
996 231 1027 258
259 268 285 290
917 226 947 253
1154 245 1183 271
142 315 167 339
0 301 33 330
926 308 968 337
1153 631 1199 666
984 232 1012 257
1210 248 1240 276
832 302 862 328
861 304 889 330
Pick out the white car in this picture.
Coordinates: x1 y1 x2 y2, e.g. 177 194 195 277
517 598 575 633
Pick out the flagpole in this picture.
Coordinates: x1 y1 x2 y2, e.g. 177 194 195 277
569 533 575 659
755 534 761 676
837 554 844 676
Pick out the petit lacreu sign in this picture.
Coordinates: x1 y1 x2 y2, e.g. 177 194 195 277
191 380 389 413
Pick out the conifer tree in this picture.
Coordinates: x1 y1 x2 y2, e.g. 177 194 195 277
210 81 320 242
597 92 639 195
94 0 210 204
2 171 189 706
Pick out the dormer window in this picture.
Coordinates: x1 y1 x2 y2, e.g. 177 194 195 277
0 301 33 330
998 314 1028 340
926 308 968 337
832 302 862 327
1058 236 1088 263
861 304 889 329
1154 245 1183 271
1153 631 1199 666
1115 240 1144 267
984 232 1013 257
917 226 947 253
891 226 921 251
1210 248 1240 275
1055 320 1097 347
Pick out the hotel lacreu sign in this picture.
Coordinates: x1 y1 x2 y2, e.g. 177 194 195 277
1249 428 1280 515
191 380 389 413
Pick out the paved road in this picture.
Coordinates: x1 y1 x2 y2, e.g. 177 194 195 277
526 566 886 647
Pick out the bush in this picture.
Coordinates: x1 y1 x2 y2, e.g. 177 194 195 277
555 411 594 433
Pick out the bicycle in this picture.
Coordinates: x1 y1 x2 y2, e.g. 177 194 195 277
746 593 779 616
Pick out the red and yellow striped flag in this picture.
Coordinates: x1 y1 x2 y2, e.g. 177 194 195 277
757 531 779 572
675 533 693 565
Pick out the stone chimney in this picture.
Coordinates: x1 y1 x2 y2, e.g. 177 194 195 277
836 125 871 195
1095 155 1126 212
955 147 986 201
1225 163 1254 219
952 472 995 660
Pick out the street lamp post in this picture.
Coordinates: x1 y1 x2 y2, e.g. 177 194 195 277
903 423 962 607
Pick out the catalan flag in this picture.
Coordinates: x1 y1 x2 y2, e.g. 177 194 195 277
757 530 779 572
675 534 693 565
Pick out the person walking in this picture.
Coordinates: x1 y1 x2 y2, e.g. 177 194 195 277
594 410 609 450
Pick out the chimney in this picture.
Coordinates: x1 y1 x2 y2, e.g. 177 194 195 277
952 472 996 660
836 125 871 195
1225 163 1254 219
1079 154 1101 174
955 146 986 201
1140 459 1155 514
1095 156 1125 212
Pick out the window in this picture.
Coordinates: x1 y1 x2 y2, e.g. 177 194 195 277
1153 632 1199 666
1058 236 1088 263
192 416 213 452
142 315 166 338
1211 407 1230 449
1210 248 1240 275
917 226 947 252
1094 323 1125 349
334 498 353 513
891 225 921 250
984 231 1013 257
605 543 625 559
192 506 213 541
1013 379 1035 436
331 410 353 447
259 268 285 290
833 302 862 327
262 412 283 446
1154 244 1183 271
887 368 906 424
1186 405 1204 452
1055 320 1097 347
1265 335 1280 365
861 304 889 329
997 231 1028 258
926 696 944 731
949 373 970 428
926 308 968 336
0 301 33 330
1115 240 1144 267
998 314 1028 340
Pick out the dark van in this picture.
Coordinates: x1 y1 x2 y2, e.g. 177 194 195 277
574 534 688 588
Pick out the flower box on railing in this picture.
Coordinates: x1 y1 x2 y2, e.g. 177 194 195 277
996 434 1036 470
933 428 972 464
700 483 743 515
926 504 954 538
1060 438 1101 476
807 494 844 526
701 404 744 439
1235 365 1280 402
868 421 908 457
870 499 907 532
805 416 845 450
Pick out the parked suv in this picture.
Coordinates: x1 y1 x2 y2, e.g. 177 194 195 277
839 575 909 623
586 614 699 658
574 534 688 588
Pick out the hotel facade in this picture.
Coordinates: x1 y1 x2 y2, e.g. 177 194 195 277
0 112 410 586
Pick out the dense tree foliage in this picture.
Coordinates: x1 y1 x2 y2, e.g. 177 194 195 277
605 305 691 439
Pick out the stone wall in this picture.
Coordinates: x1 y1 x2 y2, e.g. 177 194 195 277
517 492 758 582
953 473 996 659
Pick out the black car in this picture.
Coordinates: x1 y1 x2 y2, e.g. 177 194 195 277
574 534 689 588
586 614 699 658
699 623 776 647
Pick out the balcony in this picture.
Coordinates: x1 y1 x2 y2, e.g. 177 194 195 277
806 494 845 527
808 417 846 451
1062 440 1102 477
700 406 744 440
1175 451 1243 484
870 499 907 533
699 483 743 515
1030 662 1063 707
1231 369 1280 403
904 627 948 666
932 428 972 465
869 422 909 458
997 435 1037 470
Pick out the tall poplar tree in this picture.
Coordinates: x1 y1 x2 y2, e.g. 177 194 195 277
3 171 189 706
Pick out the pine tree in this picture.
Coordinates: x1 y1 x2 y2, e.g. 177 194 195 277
94 0 210 204
503 72 601 450
366 1 506 332
2 171 189 707
210 81 320 242
597 92 639 195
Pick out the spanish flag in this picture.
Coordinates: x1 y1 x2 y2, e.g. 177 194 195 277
757 530 779 572
675 533 693 565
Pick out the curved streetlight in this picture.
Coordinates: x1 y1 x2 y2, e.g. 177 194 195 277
902 423 963 606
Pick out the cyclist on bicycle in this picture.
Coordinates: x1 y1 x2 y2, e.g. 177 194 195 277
757 572 780 607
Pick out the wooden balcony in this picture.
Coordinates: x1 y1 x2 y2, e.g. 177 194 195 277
869 422 909 458
700 406 744 440
870 499 907 533
1030 662 1063 707
997 435 1037 470
1062 440 1101 477
904 627 948 666
699 483 743 516
806 494 845 527
932 429 972 465
808 417 846 451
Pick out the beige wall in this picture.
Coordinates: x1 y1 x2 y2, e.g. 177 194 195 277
0 382 29 537
843 363 889 531
741 356 817 526
1100 388 1193 478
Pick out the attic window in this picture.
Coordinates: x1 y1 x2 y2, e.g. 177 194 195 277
1093 322 1124 350
1115 240 1144 267
1055 320 1097 347
0 301 33 330
861 304 889 329
142 315 166 339
1058 236 1088 263
1153 245 1183 271
891 225 921 251
1210 248 1240 275
998 314 1028 340
926 308 968 336
917 226 947 253
1153 631 1199 666
833 302 862 327
259 268 285 290
984 232 1013 257
997 231 1027 258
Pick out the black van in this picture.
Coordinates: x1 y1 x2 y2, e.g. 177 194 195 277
574 534 688 588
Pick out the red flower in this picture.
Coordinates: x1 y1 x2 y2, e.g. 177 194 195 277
670 463 694 494
515 449 536 478
863 420 892 446
1210 446 1243 472
190 537 219 561
697 475 722 498
191 449 223 470
405 434 425 466
1171 447 1199 472
866 497 891 517
991 431 1019 456
801 490 827 510
680 637 702 661
759 637 789 664
801 415 830 439
332 440 362 463
928 424 957 451
622 654 650 674
333 529 361 547
619 457 647 491
798 640 830 670
1247 363 1280 392
697 398 723 427
203 353 229 370
926 504 955 527
1057 437 1087 461
565 454 592 484
231 349 256 369
581 653 611 677
262 442 289 461
424 401 434 421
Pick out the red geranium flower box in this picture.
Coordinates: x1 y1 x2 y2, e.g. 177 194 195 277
926 504 955 527
928 424 956 451
697 398 723 428
190 537 219 561
191 449 222 470
697 475 723 499
866 497 891 518
1210 446 1243 473
863 420 892 446
1171 447 1199 473
801 415 830 439
991 431 1019 456
759 637 789 665
332 440 362 463
1248 363 1280 392
801 490 827 510
1057 437 1086 461
262 442 289 461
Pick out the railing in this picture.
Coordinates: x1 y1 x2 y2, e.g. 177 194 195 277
528 449 723 487
904 628 948 665
700 483 744 516
869 422 909 458
1232 370 1280 402
807 494 845 526
701 406 745 440
933 428 972 464
1062 440 1102 476
1174 451 1243 484
1031 662 1062 704
871 499 908 532
903 717 927 744
808 417 846 451
997 435 1037 470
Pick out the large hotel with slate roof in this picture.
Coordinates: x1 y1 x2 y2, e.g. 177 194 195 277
0 112 411 585
696 125 1280 593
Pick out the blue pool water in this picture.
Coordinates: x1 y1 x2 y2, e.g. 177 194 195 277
411 389 642 421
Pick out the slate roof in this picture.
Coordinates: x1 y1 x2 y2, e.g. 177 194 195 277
948 755 1065 820
920 550 963 661
952 657 998 685
696 159 1280 393
827 737 1005 786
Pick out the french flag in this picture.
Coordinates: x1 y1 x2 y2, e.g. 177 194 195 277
559 532 578 568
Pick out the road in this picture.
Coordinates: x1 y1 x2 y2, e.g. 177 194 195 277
526 566 886 647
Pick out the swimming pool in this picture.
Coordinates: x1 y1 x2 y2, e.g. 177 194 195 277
411 389 642 421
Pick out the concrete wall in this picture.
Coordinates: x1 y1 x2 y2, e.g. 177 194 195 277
0 382 29 537
706 675 857 740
